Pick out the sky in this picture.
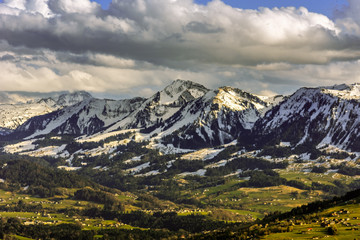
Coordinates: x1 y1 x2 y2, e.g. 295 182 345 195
0 0 359 99
92 0 348 18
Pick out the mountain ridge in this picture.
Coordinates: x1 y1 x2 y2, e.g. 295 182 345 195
2 80 360 154
0 91 93 131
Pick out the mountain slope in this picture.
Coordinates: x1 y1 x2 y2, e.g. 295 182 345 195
16 97 145 138
251 83 360 151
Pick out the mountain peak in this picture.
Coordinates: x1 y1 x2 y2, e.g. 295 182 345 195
163 79 209 99
150 79 209 106
56 91 93 107
214 86 268 112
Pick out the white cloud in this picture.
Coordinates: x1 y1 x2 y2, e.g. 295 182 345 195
0 0 358 66
258 90 278 97
48 0 99 14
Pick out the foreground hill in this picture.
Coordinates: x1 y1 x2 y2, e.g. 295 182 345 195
195 187 360 239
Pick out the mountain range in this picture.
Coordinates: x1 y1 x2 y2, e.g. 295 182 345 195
1 80 360 154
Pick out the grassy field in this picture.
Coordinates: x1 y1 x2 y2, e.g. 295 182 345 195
0 168 358 237
263 202 360 239
189 181 325 216
173 170 360 220
278 170 359 187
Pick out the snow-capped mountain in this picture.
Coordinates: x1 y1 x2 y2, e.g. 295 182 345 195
56 91 92 107
104 79 209 132
0 91 67 105
0 100 57 131
10 80 273 149
0 91 92 132
158 86 270 148
15 80 208 139
16 97 145 138
4 79 360 170
251 83 360 151
11 80 360 154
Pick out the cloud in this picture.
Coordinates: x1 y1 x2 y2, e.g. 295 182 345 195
1 45 360 99
0 53 15 61
0 0 360 96
184 21 223 34
48 0 99 14
335 0 360 35
1 0 359 67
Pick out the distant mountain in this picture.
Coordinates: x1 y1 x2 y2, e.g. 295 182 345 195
0 91 92 132
11 80 279 149
16 97 145 138
56 91 92 107
0 91 68 105
251 83 360 151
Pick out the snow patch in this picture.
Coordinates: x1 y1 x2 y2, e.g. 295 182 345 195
124 155 143 164
178 169 206 177
3 139 39 154
136 170 160 177
181 148 223 161
125 162 150 174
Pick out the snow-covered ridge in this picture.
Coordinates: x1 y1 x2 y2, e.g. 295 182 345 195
56 91 92 106
321 83 360 100
0 91 92 131
0 101 58 130
162 79 209 105
4 81 360 179
0 91 91 105
0 91 67 105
